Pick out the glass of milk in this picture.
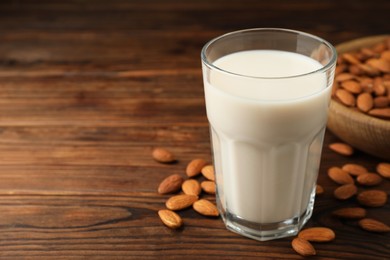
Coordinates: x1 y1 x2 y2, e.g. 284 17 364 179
201 28 336 241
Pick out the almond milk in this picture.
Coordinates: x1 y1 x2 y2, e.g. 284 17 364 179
203 50 331 224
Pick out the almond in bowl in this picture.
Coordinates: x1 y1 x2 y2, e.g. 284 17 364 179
327 35 390 160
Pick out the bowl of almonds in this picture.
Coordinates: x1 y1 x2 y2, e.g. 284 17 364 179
327 35 390 160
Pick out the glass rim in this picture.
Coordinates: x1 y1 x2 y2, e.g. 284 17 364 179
201 28 337 80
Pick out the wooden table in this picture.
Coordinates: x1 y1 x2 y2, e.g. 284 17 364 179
0 0 389 259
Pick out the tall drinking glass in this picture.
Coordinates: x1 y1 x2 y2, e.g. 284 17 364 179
201 28 336 241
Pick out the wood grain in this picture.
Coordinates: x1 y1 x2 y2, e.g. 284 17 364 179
0 0 389 259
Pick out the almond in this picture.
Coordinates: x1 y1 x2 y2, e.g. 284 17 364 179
181 179 201 196
342 163 368 176
373 96 389 108
335 89 356 107
315 184 324 195
291 238 316 256
166 194 198 211
201 165 215 181
327 167 354 185
356 173 383 186
152 147 176 163
193 199 219 217
329 142 354 156
373 77 386 96
377 162 390 179
158 174 184 194
356 92 374 112
381 50 390 61
366 58 390 73
201 181 216 194
343 53 361 65
335 73 355 82
368 108 390 119
186 159 207 177
341 80 362 94
334 184 357 200
332 207 367 219
298 227 336 242
357 190 387 207
358 218 390 233
158 209 183 229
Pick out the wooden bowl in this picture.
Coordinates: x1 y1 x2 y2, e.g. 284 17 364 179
327 35 390 160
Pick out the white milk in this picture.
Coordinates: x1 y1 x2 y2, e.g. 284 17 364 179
204 50 331 224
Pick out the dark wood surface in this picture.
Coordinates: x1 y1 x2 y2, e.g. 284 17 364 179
0 0 389 259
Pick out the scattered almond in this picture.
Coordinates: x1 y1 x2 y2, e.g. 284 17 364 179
342 163 368 176
158 209 183 229
358 218 390 233
334 184 358 200
201 181 216 194
356 173 383 186
328 167 354 185
152 147 176 163
201 165 215 181
193 199 219 217
186 159 207 177
166 194 198 211
181 179 201 196
332 207 367 219
291 238 316 256
315 184 324 195
158 174 184 194
298 227 336 242
335 73 355 82
357 190 388 207
377 162 390 178
329 143 354 156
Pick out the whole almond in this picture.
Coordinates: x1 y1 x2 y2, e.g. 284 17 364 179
377 162 390 178
357 92 374 112
334 184 357 200
201 181 216 194
166 194 198 211
152 148 175 163
181 179 201 196
328 167 354 185
341 80 362 94
186 159 207 177
357 190 387 207
329 142 354 156
335 73 355 82
358 218 390 233
298 227 336 242
158 174 184 194
343 53 361 65
368 108 390 119
373 77 386 96
201 165 215 181
291 238 316 256
356 173 383 186
335 89 356 107
332 207 367 219
158 209 183 229
367 58 390 73
342 163 368 176
315 184 324 195
193 199 219 217
373 96 389 108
